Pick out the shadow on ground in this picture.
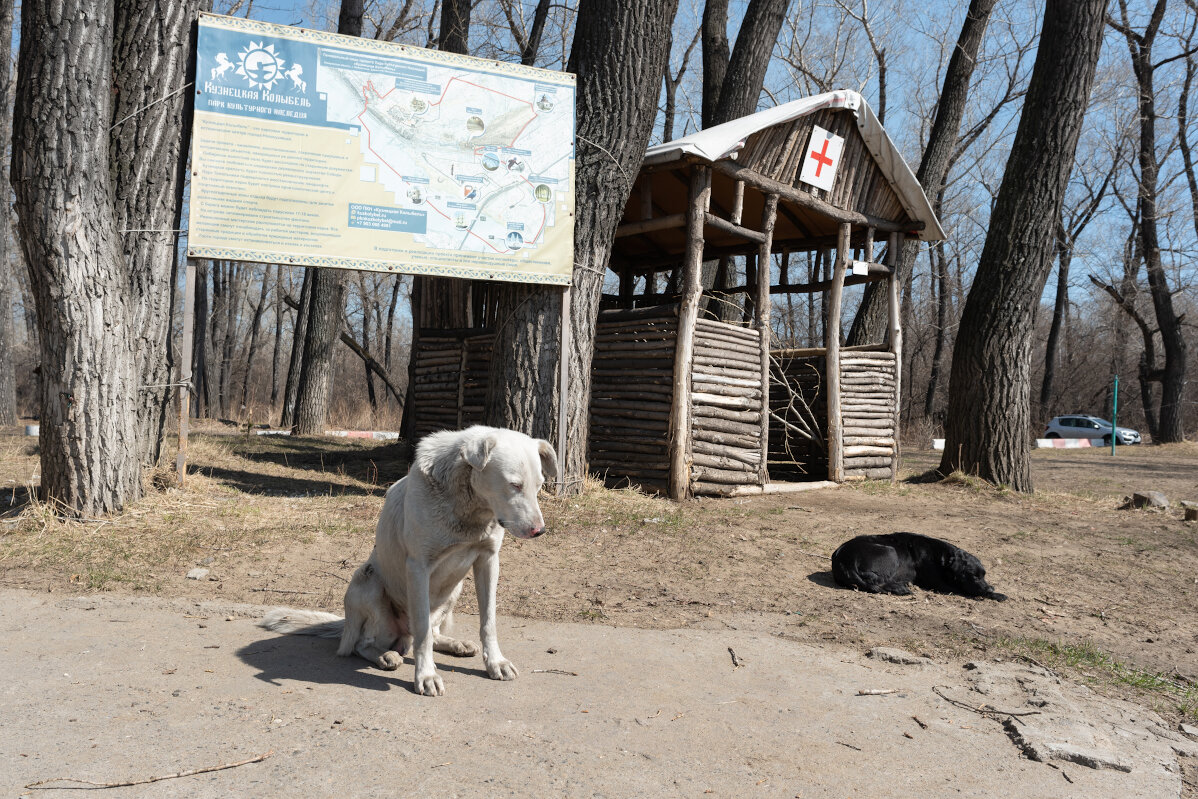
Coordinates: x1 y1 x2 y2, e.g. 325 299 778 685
190 465 385 498
237 631 492 694
197 433 412 490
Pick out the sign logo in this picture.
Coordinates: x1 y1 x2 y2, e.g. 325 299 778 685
799 125 844 193
236 42 287 90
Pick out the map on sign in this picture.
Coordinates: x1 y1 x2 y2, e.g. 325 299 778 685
188 13 576 285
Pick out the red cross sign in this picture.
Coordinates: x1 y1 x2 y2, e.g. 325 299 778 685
799 125 844 192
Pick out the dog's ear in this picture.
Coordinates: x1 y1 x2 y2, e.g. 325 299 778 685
461 433 497 471
536 439 559 481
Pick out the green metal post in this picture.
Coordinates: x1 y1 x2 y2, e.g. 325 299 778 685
1111 374 1118 456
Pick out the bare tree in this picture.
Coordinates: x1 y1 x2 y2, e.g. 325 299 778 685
14 0 139 513
939 0 1109 491
1104 0 1190 442
0 0 15 426
1039 136 1122 415
111 0 200 459
294 0 364 435
847 0 998 347
662 27 701 143
485 0 681 493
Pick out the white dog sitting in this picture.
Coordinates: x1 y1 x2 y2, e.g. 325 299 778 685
261 425 557 696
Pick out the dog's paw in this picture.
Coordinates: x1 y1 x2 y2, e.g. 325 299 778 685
377 650 402 670
485 658 519 681
414 672 445 696
435 637 480 657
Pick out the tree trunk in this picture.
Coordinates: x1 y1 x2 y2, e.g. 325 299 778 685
192 260 211 417
701 0 731 130
384 274 401 374
291 0 363 435
13 0 141 515
485 0 680 493
280 268 311 427
0 0 15 426
240 267 270 415
110 0 199 463
847 0 997 346
358 274 377 411
1113 0 1187 442
438 0 469 51
939 0 1107 491
269 264 284 409
1039 237 1070 415
923 241 948 420
710 0 790 124
294 267 345 435
218 263 242 419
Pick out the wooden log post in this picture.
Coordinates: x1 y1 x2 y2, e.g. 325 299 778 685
755 194 778 484
826 222 850 482
887 232 903 483
668 165 711 500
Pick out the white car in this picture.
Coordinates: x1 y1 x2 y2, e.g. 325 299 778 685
1044 415 1141 445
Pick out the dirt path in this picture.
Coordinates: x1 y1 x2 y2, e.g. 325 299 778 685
3 590 1194 798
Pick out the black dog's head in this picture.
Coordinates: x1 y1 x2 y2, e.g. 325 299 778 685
946 548 1007 601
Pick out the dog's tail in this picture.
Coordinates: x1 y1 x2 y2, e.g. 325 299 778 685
258 608 345 638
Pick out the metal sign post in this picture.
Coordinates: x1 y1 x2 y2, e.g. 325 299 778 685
1111 374 1119 456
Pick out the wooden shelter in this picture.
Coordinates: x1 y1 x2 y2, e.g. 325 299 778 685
403 91 945 500
593 90 945 499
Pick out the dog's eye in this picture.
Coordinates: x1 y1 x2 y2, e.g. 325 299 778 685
510 482 524 491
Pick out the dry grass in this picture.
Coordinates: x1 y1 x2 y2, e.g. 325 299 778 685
2 426 1197 729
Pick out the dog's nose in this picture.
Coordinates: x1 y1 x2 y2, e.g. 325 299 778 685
528 525 545 538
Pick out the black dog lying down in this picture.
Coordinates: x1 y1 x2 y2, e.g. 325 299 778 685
831 532 1007 600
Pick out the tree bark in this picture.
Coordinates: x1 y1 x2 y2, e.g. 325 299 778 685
14 0 142 515
291 0 363 434
269 264 284 409
922 240 948 420
1039 235 1070 414
109 0 198 462
485 0 681 493
192 260 211 417
438 0 469 52
710 0 790 125
240 267 269 415
938 0 1107 491
280 267 311 427
701 0 731 130
0 0 15 426
847 0 997 346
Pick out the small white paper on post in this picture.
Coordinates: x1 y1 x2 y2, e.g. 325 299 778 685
799 125 844 193
851 260 869 276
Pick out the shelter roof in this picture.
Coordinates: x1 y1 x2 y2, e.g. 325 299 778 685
642 90 946 242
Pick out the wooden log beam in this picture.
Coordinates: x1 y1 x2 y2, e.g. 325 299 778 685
844 445 894 457
703 212 767 244
826 222 849 482
887 231 903 483
711 160 922 235
615 213 687 238
756 193 779 485
669 166 709 500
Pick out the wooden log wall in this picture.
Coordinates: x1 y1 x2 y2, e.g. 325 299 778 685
409 331 494 440
840 351 898 480
589 307 678 491
768 354 828 480
690 317 765 496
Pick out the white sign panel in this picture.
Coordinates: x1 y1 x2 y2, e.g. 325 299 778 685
189 13 576 285
798 125 844 193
